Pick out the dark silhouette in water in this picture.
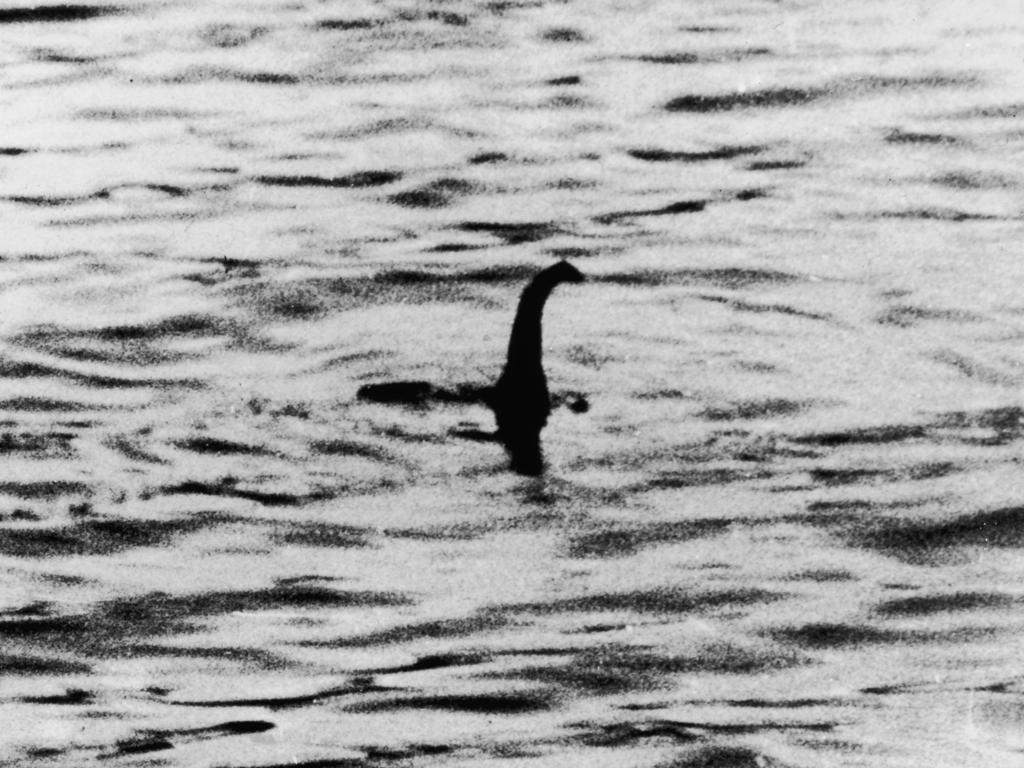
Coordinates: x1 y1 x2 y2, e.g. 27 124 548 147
488 260 584 474
357 261 585 474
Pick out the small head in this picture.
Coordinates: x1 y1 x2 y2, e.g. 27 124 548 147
549 260 585 285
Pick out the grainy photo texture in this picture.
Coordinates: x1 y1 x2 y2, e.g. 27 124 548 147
1 1 1023 766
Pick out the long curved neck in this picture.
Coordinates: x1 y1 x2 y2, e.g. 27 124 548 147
503 276 559 378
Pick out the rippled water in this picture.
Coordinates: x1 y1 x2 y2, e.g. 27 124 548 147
1 1 1024 766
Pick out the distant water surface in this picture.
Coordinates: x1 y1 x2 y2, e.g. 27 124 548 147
1 1 1024 766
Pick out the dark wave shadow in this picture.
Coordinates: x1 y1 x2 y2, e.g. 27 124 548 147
734 188 770 201
547 246 605 260
630 47 772 65
103 434 167 464
0 429 76 458
947 102 1023 119
931 349 1014 386
695 294 830 321
0 356 204 390
716 696 841 708
637 467 774 491
594 198 708 223
5 182 200 208
363 652 491 675
0 653 91 675
878 207 1001 222
235 265 543 320
566 519 734 558
0 582 411 659
787 568 857 582
746 158 807 171
666 86 826 112
455 221 563 244
930 405 1023 444
0 5 123 23
681 25 736 33
769 622 907 649
269 521 372 548
578 723 831 748
873 591 1017 617
315 17 384 31
699 398 814 421
0 515 226 558
880 304 980 332
165 66 304 85
792 408 1022 452
347 691 555 714
809 461 956 486
806 498 876 514
840 505 1024 563
0 480 90 500
505 586 786 616
592 267 799 289
12 313 258 366
627 145 765 162
357 744 456 764
503 641 803 695
153 479 341 507
129 644 284 666
243 263 580 322
884 128 961 145
254 170 402 188
383 520 493 542
931 170 1015 190
664 72 975 112
309 438 400 463
635 388 690 401
105 721 274 760
0 397 101 413
469 150 509 164
172 436 275 456
793 424 927 446
389 177 477 208
311 611 510 648
541 26 586 43
198 22 268 48
19 688 94 705
167 678 388 710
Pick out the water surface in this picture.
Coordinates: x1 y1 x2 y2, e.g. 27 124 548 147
1 1 1024 766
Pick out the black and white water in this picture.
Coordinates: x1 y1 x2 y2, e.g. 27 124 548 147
1 1 1023 765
